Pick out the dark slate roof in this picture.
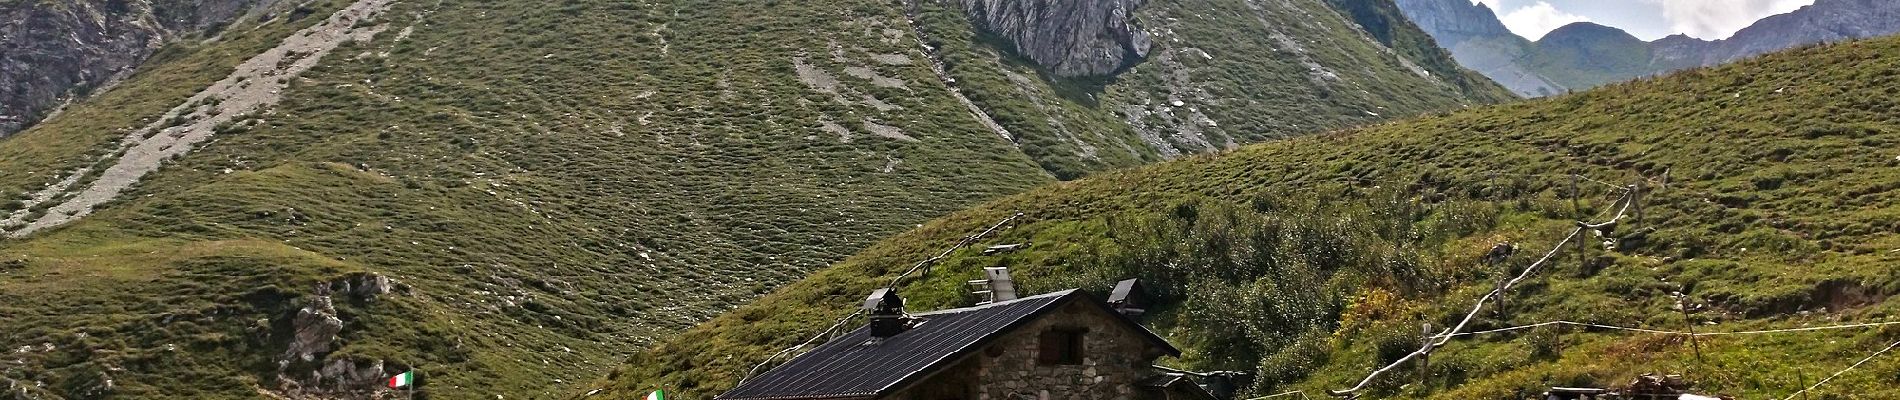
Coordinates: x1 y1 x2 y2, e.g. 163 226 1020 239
1137 373 1218 400
1137 373 1193 388
717 290 1177 400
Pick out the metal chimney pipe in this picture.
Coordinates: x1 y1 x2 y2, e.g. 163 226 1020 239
983 267 1018 301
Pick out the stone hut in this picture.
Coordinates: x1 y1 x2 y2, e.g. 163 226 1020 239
717 289 1216 400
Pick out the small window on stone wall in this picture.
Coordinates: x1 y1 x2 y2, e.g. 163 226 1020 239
1037 328 1086 365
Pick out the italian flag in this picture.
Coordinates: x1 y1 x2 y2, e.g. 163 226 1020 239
388 371 414 388
646 389 665 400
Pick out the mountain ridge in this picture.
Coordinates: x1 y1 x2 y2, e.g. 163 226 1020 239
1397 0 1900 96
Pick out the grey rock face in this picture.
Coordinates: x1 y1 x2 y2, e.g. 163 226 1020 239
956 0 1151 77
1702 0 1900 64
314 358 386 393
332 272 393 298
285 296 344 362
0 0 278 137
1393 0 1510 45
274 273 399 396
283 273 392 363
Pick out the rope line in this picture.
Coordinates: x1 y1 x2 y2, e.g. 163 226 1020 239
1782 339 1900 400
1331 188 1637 397
1246 390 1312 400
741 212 1025 384
737 309 863 385
887 212 1023 290
1573 174 1630 191
1484 172 1635 191
1434 320 1900 339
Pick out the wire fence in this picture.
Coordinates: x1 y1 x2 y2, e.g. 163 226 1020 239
1323 172 1900 398
740 212 1025 384
1783 339 1900 400
1435 320 1900 339
1332 180 1639 397
887 212 1023 290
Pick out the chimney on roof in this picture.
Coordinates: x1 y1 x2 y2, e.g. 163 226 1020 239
968 267 1019 304
1108 278 1147 318
984 268 1018 302
863 288 907 338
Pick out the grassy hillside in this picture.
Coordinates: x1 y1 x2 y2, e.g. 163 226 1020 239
910 0 1516 178
594 37 1900 399
0 0 1502 398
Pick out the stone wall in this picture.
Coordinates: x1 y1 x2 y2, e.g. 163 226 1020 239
891 300 1170 400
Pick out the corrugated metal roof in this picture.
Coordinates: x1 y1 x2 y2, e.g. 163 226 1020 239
717 289 1177 400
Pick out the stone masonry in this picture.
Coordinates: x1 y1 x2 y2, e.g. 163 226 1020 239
889 300 1172 400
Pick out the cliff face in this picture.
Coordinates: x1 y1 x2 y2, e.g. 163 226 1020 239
0 0 278 137
1397 0 1900 96
954 0 1152 77
1391 0 1509 46
1391 0 1561 97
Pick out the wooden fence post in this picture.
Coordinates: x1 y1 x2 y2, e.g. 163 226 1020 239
1570 175 1582 217
1633 180 1646 225
1420 323 1433 388
1678 292 1705 377
1571 175 1587 272
1493 274 1509 318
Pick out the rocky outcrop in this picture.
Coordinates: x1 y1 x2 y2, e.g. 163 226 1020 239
275 273 400 397
1392 0 1511 46
954 0 1152 77
331 273 394 298
285 295 344 362
0 0 282 137
1397 0 1900 97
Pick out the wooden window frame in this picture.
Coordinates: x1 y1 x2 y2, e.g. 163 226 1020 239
1037 328 1087 365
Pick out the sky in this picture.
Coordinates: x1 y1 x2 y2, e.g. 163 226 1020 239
1471 0 1817 41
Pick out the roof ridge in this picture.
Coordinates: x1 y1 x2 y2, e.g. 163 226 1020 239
909 289 1078 316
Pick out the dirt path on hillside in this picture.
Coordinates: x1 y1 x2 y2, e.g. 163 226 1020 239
1 0 396 238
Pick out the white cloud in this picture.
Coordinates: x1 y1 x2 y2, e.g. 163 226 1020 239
1471 0 1505 10
1495 1 1594 40
1650 0 1814 40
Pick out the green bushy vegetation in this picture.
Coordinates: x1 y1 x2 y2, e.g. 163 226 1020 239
596 36 1900 399
0 0 1504 398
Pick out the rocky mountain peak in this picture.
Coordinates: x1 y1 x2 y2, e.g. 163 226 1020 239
1393 0 1512 45
954 0 1152 77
